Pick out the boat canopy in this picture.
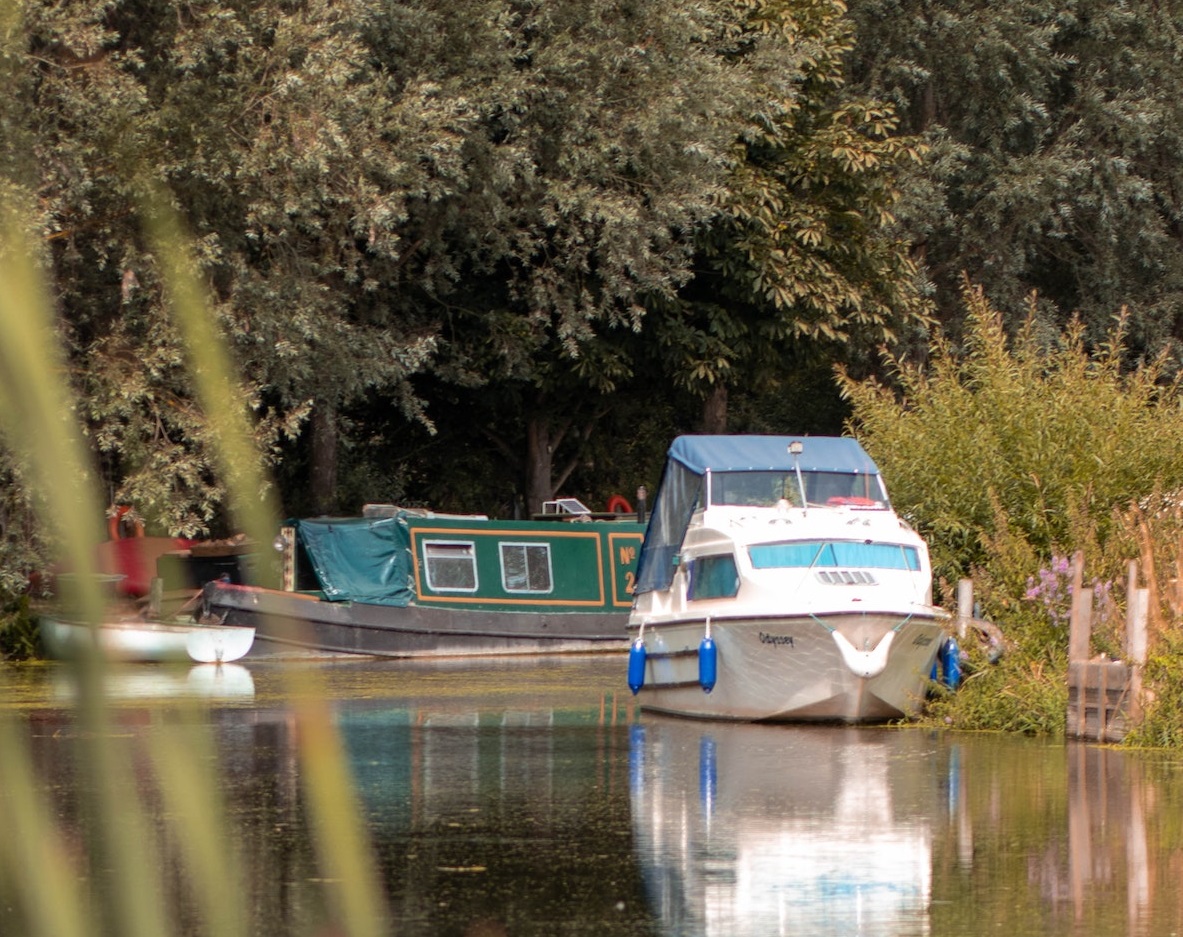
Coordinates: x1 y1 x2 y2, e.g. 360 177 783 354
664 435 879 475
295 515 414 606
633 435 885 596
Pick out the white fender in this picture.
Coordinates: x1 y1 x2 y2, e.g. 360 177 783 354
831 629 895 679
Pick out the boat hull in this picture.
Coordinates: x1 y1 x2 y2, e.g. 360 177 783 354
40 617 255 664
203 582 630 659
629 611 945 723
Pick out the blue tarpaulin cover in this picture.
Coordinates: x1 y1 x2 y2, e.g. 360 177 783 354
296 516 414 605
634 436 882 596
666 434 878 475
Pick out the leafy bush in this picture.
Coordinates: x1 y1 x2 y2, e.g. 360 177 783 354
925 646 1068 737
1125 629 1183 748
840 281 1183 738
0 595 40 661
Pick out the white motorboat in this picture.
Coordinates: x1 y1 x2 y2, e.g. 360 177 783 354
627 435 949 722
40 615 256 664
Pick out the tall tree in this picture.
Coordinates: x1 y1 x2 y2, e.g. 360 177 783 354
390 0 935 507
4 0 440 536
644 0 933 432
2 0 942 585
848 0 1183 351
358 0 751 513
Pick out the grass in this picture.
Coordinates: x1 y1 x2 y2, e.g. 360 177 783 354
0 192 390 936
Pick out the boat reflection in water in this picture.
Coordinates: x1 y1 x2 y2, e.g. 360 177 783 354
629 718 935 937
52 662 256 701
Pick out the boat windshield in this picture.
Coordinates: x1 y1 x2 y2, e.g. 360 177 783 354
704 471 887 509
750 540 921 571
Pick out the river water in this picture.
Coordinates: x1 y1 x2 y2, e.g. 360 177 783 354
3 655 1182 937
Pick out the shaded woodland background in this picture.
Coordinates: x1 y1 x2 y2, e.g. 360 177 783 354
6 0 1183 584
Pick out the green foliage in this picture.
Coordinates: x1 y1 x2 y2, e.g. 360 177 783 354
842 283 1183 734
925 647 1068 736
1110 502 1183 748
654 0 934 409
848 0 1183 351
0 595 40 661
0 457 53 598
9 0 869 532
841 282 1183 587
1126 629 1183 748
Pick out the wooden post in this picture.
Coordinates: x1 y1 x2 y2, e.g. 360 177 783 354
1125 559 1149 665
1125 558 1149 726
1067 555 1143 741
148 576 163 618
280 525 296 592
1068 550 1092 662
956 578 973 639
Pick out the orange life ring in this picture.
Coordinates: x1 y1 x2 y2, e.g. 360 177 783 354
606 494 633 514
107 505 145 540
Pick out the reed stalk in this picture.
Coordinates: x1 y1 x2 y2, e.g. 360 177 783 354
0 186 390 935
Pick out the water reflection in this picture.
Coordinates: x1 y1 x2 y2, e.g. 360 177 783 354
629 719 937 936
3 659 1183 937
51 663 255 701
1066 744 1153 934
335 694 651 936
928 735 1183 937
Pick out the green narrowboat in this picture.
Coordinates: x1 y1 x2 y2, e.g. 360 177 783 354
201 503 644 658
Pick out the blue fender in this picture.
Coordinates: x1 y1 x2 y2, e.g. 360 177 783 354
628 638 647 695
939 636 962 689
698 636 717 693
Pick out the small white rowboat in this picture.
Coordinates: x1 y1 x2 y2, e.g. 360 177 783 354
40 616 255 664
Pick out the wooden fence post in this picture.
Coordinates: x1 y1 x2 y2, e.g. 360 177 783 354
956 578 973 639
1068 550 1091 663
1066 553 1143 742
1125 559 1149 726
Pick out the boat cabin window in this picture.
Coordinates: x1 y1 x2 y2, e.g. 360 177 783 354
749 540 920 571
689 554 740 600
500 542 554 594
423 540 478 591
704 471 885 508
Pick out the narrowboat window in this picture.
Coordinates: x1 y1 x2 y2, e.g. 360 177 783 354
500 542 553 593
750 541 920 571
424 541 478 591
690 554 739 600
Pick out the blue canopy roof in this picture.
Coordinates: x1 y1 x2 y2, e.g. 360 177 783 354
633 435 882 596
666 435 880 476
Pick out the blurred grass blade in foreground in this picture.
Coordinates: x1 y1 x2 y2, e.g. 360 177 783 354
0 197 171 935
145 188 391 937
0 183 390 936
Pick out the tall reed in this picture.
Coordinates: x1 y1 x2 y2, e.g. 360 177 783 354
0 189 390 935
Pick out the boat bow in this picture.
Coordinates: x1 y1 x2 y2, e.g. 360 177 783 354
831 628 895 679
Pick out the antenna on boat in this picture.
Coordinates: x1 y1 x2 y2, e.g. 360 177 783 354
789 440 807 508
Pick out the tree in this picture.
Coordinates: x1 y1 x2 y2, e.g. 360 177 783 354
392 0 936 508
3 0 440 537
651 0 934 432
847 0 1183 352
1 0 944 581
355 0 752 513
